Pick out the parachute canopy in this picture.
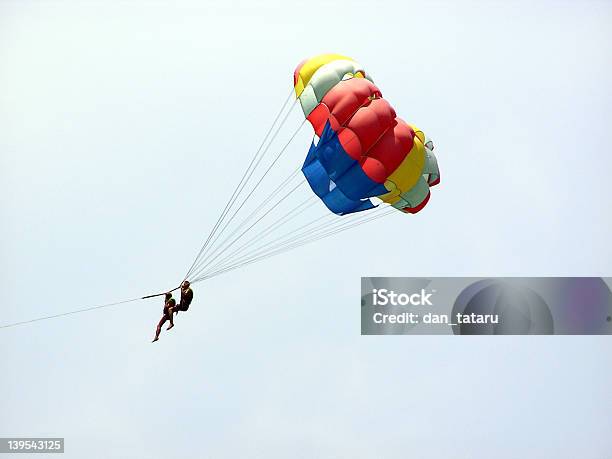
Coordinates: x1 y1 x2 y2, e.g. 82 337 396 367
294 54 440 215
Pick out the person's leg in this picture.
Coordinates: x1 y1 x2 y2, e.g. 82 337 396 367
167 308 174 330
153 316 167 342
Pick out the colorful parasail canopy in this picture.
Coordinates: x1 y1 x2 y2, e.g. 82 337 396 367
294 54 440 215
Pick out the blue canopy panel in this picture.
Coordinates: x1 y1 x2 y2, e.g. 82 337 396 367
302 122 388 215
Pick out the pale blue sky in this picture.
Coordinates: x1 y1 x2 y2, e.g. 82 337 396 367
1 1 611 458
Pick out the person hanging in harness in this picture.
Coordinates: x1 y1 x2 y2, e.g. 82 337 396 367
174 281 193 315
152 292 175 343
